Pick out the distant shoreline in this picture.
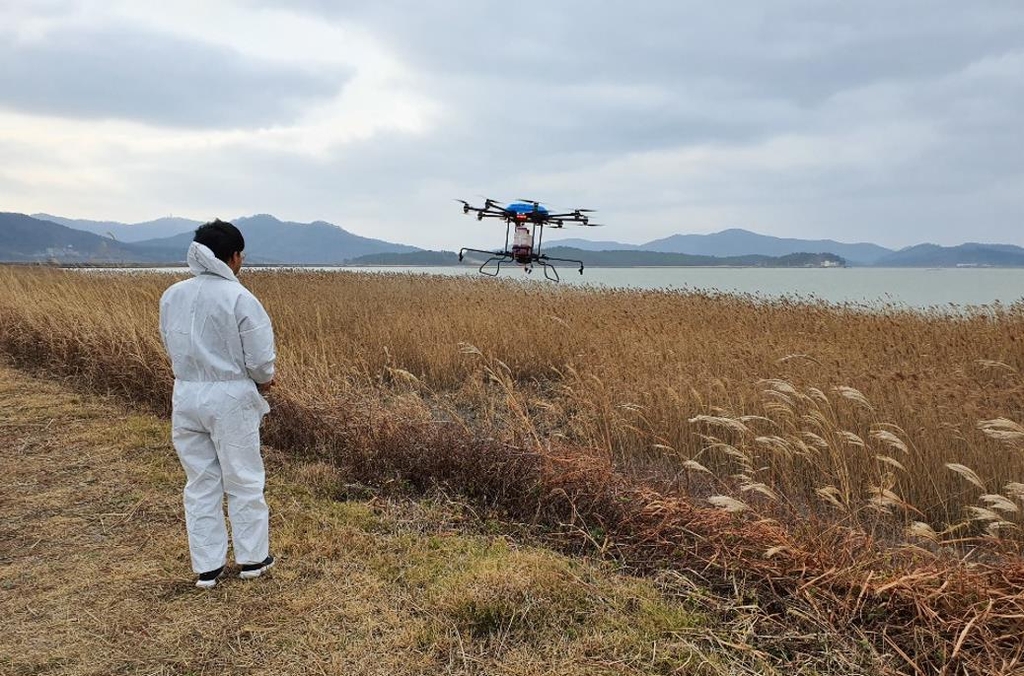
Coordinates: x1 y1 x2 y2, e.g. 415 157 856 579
4 262 846 269
16 263 1024 270
3 262 1022 308
0 260 1019 268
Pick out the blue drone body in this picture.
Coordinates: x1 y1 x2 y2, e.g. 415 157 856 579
504 202 549 217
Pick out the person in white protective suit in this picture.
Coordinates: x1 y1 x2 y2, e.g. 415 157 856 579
159 219 277 588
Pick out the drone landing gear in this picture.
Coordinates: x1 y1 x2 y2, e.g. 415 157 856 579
458 249 585 283
537 255 585 283
538 260 560 282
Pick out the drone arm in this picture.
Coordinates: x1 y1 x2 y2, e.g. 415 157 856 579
459 247 507 261
458 202 511 220
458 249 512 277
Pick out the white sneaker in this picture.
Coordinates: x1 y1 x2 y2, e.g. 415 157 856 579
195 566 225 589
239 555 275 580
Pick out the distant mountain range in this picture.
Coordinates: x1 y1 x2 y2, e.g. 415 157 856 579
3 213 1024 268
33 214 202 242
548 227 1024 267
128 214 419 265
0 213 186 263
2 213 418 265
871 243 1024 267
349 249 845 268
551 228 892 265
540 248 846 268
645 230 893 265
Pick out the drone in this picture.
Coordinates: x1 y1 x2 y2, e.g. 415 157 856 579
457 198 602 281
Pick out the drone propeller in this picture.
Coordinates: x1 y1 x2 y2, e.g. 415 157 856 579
574 208 596 213
516 198 545 208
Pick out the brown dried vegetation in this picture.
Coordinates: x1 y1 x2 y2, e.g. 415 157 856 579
1 266 1023 674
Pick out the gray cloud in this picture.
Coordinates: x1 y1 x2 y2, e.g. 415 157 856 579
272 1 1024 167
260 2 1024 95
0 25 349 128
5 1 1024 248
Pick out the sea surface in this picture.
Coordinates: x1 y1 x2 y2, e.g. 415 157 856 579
76 266 1024 311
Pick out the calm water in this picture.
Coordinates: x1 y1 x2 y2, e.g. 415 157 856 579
336 266 1024 310
77 266 1024 310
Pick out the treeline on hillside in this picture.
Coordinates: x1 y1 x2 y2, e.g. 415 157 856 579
348 248 846 267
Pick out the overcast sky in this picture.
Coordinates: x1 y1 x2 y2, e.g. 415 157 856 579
1 1 1021 249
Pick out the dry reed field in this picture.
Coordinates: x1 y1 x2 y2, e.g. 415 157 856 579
2 265 1024 673
5 363 796 676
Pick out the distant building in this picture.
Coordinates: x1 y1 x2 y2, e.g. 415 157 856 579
43 246 80 258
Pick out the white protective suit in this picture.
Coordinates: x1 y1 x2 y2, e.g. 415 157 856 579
159 242 276 573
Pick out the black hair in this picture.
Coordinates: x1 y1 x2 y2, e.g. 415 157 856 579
193 219 244 263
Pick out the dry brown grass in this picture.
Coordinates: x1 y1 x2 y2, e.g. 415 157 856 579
2 266 1024 673
3 267 1022 533
0 362 886 675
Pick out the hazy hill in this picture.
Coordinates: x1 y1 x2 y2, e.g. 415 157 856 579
11 211 1024 267
32 214 200 243
543 246 845 268
639 229 893 265
136 214 420 264
3 212 418 265
545 229 892 264
347 250 461 265
348 248 847 268
541 237 642 251
875 243 1024 267
0 213 177 262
